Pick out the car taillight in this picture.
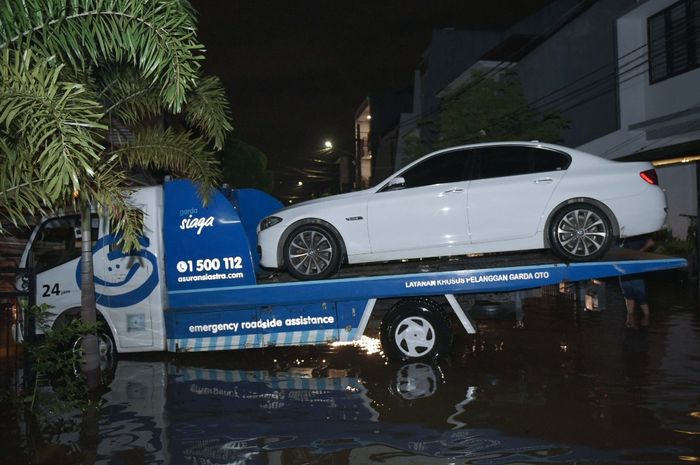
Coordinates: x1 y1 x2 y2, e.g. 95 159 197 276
640 169 658 185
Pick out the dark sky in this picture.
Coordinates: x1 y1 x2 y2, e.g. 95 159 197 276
190 1 555 175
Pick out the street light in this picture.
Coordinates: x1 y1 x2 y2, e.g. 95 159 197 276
322 139 357 193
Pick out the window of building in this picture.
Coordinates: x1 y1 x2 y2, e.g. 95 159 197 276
648 0 700 83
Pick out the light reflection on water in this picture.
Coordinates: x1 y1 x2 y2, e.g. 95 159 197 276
11 274 700 464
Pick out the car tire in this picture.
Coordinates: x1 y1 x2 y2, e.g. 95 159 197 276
283 224 342 280
380 298 451 362
549 203 612 261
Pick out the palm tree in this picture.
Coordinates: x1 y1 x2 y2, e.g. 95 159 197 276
0 0 232 380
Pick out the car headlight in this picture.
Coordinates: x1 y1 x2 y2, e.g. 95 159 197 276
259 216 283 231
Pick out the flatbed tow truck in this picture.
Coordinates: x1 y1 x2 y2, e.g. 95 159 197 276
16 180 687 361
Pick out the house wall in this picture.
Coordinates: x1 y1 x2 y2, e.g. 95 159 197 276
419 29 502 122
516 0 636 147
577 0 700 239
658 165 697 239
617 0 700 126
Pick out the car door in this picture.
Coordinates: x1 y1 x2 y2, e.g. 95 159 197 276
468 146 570 244
366 148 474 255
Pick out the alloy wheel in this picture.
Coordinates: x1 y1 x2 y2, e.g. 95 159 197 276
555 208 609 257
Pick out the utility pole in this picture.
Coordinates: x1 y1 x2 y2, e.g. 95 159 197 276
355 123 361 190
696 162 700 307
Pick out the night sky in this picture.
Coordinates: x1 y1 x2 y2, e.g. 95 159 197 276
190 1 555 177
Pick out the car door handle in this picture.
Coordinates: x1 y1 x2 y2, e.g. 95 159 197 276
442 188 465 194
534 177 553 184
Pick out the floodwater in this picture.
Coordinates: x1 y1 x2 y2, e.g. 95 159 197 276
3 271 700 464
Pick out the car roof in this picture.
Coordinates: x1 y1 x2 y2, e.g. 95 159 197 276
374 141 613 191
408 141 608 168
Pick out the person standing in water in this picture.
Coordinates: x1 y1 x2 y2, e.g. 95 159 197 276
619 235 655 327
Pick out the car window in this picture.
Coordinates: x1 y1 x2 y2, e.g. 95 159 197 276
476 146 570 180
531 147 571 172
400 149 473 189
477 146 531 179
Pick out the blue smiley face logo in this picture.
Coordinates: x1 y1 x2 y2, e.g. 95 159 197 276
76 234 159 308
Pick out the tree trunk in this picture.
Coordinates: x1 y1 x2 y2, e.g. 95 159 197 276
79 204 101 387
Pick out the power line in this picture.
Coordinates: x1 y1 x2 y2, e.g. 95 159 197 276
408 37 667 152
387 0 599 133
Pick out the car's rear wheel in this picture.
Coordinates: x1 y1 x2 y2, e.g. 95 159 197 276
284 224 341 280
550 203 612 261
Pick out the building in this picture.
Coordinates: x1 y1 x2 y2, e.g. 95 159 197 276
579 0 700 238
354 89 413 187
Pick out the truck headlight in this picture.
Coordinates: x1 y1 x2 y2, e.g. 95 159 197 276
260 216 282 231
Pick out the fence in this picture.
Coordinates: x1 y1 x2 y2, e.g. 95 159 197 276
0 266 34 390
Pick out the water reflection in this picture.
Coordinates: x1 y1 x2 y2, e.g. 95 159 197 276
101 360 616 465
94 349 697 464
13 275 700 464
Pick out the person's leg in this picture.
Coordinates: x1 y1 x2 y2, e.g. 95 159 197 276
621 278 638 327
625 297 636 327
638 281 650 326
639 303 650 326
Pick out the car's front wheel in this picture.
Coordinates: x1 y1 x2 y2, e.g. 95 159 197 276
550 203 612 261
283 224 341 280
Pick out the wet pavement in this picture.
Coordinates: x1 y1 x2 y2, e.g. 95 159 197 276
3 271 700 464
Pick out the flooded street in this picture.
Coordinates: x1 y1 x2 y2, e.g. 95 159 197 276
4 271 700 464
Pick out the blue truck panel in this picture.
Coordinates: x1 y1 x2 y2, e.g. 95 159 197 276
163 180 259 306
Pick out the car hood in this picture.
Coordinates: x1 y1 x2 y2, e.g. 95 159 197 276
276 189 372 215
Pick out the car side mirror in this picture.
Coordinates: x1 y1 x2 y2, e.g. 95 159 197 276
386 177 406 191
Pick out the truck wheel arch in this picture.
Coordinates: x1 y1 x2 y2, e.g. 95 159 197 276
53 306 118 354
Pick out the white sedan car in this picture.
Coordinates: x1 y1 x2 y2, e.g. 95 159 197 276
258 142 666 280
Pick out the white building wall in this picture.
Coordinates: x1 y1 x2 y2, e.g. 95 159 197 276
658 165 697 239
580 0 700 239
617 0 700 126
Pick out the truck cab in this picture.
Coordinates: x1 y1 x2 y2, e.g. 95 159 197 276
19 186 168 352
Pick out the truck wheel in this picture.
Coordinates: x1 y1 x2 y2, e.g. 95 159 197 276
284 224 341 280
391 362 438 400
549 203 612 261
380 298 451 361
72 328 116 376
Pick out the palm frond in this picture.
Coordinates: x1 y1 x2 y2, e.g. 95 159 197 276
0 49 105 209
87 162 144 251
0 139 47 228
0 0 202 112
110 127 220 195
184 75 233 150
96 65 163 125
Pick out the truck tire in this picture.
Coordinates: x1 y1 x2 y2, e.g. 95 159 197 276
380 298 451 362
72 328 116 376
391 362 438 400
